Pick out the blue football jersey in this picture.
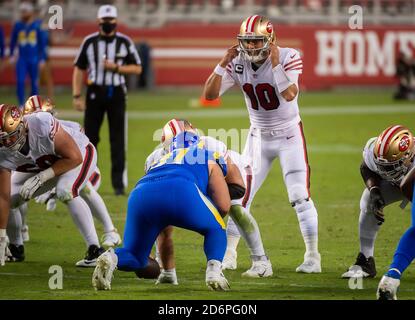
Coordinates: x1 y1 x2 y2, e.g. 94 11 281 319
140 134 227 196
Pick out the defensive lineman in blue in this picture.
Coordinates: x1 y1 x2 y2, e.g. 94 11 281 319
92 129 232 291
377 166 415 300
9 2 46 105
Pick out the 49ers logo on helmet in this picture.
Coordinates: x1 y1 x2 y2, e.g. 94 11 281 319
399 135 410 152
266 22 273 34
10 107 21 121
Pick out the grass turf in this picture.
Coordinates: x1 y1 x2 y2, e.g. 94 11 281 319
0 88 414 300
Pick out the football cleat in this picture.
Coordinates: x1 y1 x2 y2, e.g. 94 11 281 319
377 275 400 300
206 260 230 291
7 244 25 262
155 269 179 285
341 252 376 278
242 257 273 278
101 230 122 248
76 245 105 268
222 248 237 270
296 252 321 273
92 248 118 290
21 225 29 242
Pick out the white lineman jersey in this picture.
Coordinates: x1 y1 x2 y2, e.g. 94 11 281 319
219 47 303 129
363 137 415 185
0 112 90 173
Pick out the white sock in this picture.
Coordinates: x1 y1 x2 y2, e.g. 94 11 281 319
359 209 380 258
295 199 319 255
7 208 23 246
229 205 265 256
81 188 115 233
19 202 28 228
66 197 99 247
226 217 241 253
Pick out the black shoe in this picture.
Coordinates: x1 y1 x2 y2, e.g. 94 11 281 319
354 252 377 278
114 188 125 196
7 244 25 262
75 245 105 267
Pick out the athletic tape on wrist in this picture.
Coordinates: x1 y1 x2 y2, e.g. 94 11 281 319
214 64 226 77
272 64 293 93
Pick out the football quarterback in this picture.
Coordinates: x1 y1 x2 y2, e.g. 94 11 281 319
203 15 320 273
342 125 415 279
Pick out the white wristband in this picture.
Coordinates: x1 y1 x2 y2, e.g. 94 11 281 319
0 229 6 238
272 64 293 93
214 64 226 77
39 167 56 183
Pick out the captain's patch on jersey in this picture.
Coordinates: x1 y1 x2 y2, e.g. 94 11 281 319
235 64 244 74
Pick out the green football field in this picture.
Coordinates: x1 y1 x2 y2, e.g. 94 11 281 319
0 88 414 300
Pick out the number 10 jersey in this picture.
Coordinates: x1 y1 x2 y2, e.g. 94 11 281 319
219 47 303 130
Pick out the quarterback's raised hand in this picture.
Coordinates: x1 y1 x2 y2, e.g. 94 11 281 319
219 44 239 68
368 186 386 224
269 43 280 67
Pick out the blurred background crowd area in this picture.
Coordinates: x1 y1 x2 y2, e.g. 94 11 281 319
0 0 414 99
1 0 415 26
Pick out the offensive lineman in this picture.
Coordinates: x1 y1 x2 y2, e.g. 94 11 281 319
342 125 415 279
0 103 105 266
6 96 121 263
203 15 321 273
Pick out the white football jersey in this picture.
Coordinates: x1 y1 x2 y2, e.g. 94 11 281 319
220 47 303 129
0 113 90 172
363 137 415 183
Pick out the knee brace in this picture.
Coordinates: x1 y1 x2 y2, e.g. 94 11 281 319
292 198 314 214
288 184 309 206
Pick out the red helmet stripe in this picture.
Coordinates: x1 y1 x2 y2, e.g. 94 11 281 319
379 125 403 157
245 15 256 32
35 95 42 109
249 15 260 33
376 125 395 155
0 105 6 129
168 121 177 136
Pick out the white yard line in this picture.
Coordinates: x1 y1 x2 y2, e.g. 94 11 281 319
58 105 415 120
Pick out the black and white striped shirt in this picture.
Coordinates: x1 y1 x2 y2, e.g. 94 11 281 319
74 32 141 87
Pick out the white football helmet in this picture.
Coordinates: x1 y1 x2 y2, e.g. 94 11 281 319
161 119 198 151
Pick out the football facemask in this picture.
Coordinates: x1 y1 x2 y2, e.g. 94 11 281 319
237 15 275 63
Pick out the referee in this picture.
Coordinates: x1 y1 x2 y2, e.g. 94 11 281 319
72 5 142 196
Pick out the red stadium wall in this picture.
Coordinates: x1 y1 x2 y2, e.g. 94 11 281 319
1 22 414 89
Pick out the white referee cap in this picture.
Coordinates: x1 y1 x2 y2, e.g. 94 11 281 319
97 5 117 19
19 2 34 12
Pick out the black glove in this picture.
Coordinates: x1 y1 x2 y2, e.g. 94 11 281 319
369 187 385 225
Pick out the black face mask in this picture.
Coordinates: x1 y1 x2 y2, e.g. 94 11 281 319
100 22 117 35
